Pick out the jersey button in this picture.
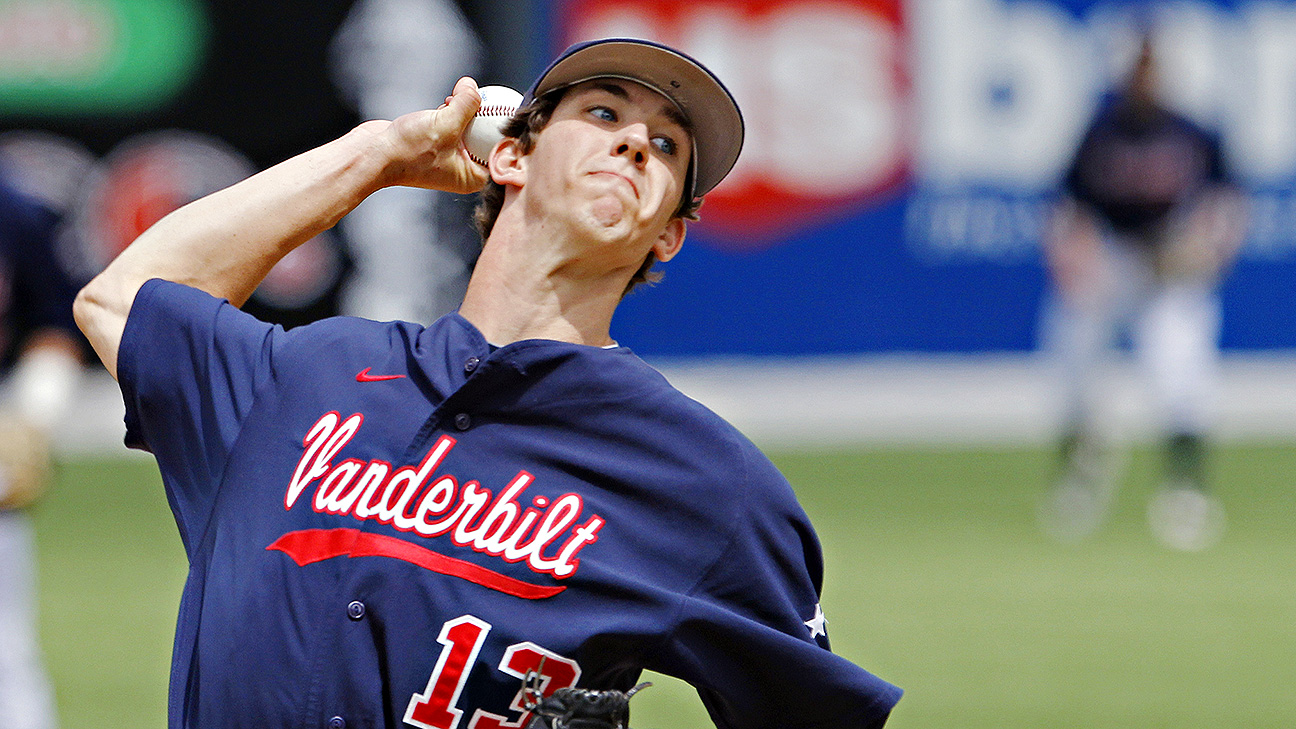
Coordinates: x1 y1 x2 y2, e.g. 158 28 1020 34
327 717 345 729
346 601 365 620
453 412 472 430
464 356 480 373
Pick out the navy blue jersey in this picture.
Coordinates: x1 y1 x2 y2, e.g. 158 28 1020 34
118 279 901 729
1064 95 1229 239
0 179 78 371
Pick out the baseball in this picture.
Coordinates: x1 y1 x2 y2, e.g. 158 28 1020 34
464 85 522 166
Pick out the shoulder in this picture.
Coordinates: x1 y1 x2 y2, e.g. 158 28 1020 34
523 344 795 495
280 308 427 352
266 309 465 385
572 348 736 430
610 355 798 502
127 279 429 371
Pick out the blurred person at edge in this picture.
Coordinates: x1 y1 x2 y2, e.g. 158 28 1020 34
1038 31 1247 551
330 0 530 323
0 166 83 729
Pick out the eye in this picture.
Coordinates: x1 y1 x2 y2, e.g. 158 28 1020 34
588 105 617 123
652 135 678 156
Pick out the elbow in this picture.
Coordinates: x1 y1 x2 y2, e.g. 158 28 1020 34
72 277 105 338
73 270 137 339
73 273 134 380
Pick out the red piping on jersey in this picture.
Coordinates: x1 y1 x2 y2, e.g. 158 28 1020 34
266 528 566 600
355 367 406 382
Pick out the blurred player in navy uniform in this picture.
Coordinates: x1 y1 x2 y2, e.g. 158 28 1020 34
1038 33 1247 551
0 166 84 729
74 39 902 729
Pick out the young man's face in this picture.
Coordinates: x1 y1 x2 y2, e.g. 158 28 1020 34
521 78 693 258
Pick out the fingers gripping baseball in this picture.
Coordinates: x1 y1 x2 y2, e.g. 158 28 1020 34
385 77 491 194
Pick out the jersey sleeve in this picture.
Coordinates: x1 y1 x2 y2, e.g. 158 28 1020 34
651 449 902 728
117 279 277 555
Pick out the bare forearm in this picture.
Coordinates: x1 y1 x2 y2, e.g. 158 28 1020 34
75 77 488 379
95 123 386 299
75 123 391 377
137 128 388 305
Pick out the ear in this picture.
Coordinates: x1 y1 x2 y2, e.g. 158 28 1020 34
489 137 526 187
652 217 686 263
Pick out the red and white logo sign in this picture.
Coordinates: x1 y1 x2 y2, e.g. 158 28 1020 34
558 0 910 249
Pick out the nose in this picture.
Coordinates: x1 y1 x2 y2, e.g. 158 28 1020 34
614 123 650 168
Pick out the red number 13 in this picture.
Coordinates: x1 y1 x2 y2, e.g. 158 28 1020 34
403 615 581 729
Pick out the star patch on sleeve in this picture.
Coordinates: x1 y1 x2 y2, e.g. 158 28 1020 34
804 603 828 639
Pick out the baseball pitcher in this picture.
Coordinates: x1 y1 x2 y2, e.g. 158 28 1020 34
75 39 902 729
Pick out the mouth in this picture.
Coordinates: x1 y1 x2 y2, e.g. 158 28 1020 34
589 170 638 198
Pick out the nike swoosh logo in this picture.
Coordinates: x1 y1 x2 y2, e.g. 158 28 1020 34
356 367 406 382
266 529 565 600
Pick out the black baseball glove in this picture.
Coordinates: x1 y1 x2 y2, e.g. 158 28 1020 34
521 668 651 729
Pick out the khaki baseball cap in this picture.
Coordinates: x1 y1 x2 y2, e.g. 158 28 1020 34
523 38 745 202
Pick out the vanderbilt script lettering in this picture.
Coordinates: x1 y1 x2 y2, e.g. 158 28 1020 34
283 412 603 578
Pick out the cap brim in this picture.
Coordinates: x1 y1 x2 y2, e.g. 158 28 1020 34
525 39 743 199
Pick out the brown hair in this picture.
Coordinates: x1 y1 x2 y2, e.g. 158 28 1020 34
473 88 704 296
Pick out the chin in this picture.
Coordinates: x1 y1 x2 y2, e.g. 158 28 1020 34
579 201 634 236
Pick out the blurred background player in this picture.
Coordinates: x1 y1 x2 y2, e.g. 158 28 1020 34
1037 32 1248 551
328 0 484 322
0 159 84 729
329 0 533 323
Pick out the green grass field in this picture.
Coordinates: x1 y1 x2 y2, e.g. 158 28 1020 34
29 443 1296 728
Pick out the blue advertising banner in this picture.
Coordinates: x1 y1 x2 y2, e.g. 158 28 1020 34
545 0 1296 356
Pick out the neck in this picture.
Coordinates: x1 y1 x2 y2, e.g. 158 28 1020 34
458 224 635 347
